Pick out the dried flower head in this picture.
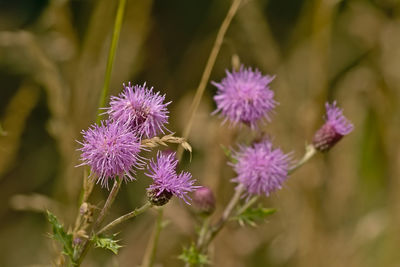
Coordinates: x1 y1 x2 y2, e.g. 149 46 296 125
313 101 354 152
232 139 291 197
77 120 142 188
146 151 198 205
212 66 277 129
107 82 170 138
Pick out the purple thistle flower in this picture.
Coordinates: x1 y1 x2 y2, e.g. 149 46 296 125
212 66 278 129
77 120 143 188
232 139 291 197
312 101 354 152
146 151 198 205
107 82 171 138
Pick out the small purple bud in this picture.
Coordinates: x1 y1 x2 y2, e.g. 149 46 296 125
313 101 353 152
193 186 216 215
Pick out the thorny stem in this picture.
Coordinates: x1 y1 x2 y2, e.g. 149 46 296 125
141 208 164 267
75 178 122 266
97 202 153 235
197 216 211 248
177 0 243 160
96 0 127 123
197 145 318 252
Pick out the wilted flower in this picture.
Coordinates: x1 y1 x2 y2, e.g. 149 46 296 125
232 139 291 197
146 151 198 205
212 66 277 129
77 120 142 188
107 82 170 138
312 101 354 152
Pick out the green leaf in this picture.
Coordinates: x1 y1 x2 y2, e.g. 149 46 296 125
46 210 74 260
233 206 276 227
178 243 210 266
92 234 122 255
220 144 237 164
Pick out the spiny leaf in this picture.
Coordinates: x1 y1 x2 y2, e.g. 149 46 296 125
178 243 210 266
233 206 276 227
46 210 74 260
92 234 122 255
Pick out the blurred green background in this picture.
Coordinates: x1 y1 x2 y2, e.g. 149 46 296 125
0 0 399 266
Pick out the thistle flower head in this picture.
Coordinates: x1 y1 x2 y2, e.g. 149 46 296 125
77 120 142 188
212 66 277 129
232 139 291 197
107 82 170 138
146 151 198 205
312 101 354 152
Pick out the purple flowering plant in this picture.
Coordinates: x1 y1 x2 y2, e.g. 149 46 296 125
232 139 292 197
212 66 277 129
47 1 354 266
107 82 171 138
77 120 142 188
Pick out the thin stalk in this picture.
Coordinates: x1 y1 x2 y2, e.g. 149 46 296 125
288 144 316 174
200 184 244 250
75 178 122 266
177 0 243 160
96 0 127 123
141 208 164 267
97 202 153 235
197 216 211 248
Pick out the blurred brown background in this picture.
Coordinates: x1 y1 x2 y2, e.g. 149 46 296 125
0 0 399 266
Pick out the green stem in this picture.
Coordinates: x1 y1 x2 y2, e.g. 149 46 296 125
75 178 122 266
141 208 164 267
97 202 152 235
288 144 317 174
197 216 211 248
96 0 127 123
177 0 243 160
200 184 245 250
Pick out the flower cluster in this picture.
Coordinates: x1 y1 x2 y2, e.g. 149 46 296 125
77 82 197 204
213 65 354 198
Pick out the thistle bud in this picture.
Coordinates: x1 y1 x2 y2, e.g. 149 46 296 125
193 186 216 215
312 101 353 152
